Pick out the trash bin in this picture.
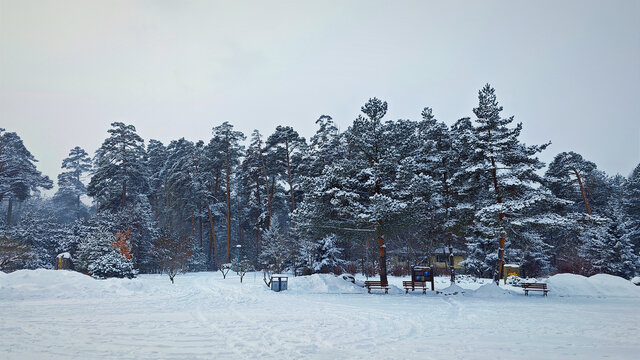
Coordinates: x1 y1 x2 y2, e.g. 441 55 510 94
270 275 288 292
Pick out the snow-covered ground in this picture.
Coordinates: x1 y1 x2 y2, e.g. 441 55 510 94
1 270 639 359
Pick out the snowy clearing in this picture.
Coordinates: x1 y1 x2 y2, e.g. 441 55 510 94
1 270 639 359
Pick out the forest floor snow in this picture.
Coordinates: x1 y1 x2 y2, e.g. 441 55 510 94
1 270 639 359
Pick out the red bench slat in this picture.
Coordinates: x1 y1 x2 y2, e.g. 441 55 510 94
521 282 549 296
364 281 389 294
402 281 428 294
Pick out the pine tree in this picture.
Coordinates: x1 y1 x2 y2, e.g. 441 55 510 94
146 139 167 224
462 84 559 283
87 122 148 212
266 125 307 213
53 146 92 222
211 122 245 263
0 129 53 225
304 115 341 178
622 163 640 255
545 152 600 215
238 130 279 260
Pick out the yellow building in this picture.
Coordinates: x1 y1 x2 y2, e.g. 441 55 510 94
430 248 465 270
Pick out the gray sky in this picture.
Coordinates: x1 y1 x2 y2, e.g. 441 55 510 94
1 0 639 190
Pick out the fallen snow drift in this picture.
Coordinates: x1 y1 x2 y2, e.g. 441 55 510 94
473 283 514 298
287 274 365 294
0 269 145 300
546 273 640 297
438 283 467 296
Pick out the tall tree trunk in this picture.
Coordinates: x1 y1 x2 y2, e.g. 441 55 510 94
225 154 232 263
285 141 295 212
122 180 127 209
448 243 455 284
377 222 388 284
199 200 203 248
259 150 272 228
206 201 218 267
573 168 592 215
191 210 196 238
6 197 13 226
443 170 455 283
254 176 263 252
76 171 81 219
154 195 159 222
490 151 506 284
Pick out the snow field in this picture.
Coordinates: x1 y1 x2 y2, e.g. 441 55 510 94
1 270 639 359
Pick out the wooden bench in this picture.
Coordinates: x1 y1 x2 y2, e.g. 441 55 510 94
364 280 389 294
521 282 548 296
403 281 428 294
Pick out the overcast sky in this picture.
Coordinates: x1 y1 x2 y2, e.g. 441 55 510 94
1 0 639 190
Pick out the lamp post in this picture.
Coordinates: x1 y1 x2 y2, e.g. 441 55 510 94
236 244 242 274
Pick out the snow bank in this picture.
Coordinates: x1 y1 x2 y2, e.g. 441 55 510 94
587 274 640 297
472 283 514 298
546 273 640 297
287 274 366 294
437 284 467 296
0 269 145 300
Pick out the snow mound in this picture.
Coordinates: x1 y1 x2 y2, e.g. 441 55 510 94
546 273 640 297
386 285 404 295
0 269 98 300
631 276 640 286
437 284 467 296
287 274 366 294
0 269 146 300
587 274 640 297
472 283 514 298
546 273 594 296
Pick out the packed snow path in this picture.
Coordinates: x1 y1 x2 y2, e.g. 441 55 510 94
1 270 639 359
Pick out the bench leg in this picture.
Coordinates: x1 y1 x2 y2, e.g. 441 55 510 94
405 289 408 294
368 288 371 294
423 289 426 294
525 290 528 296
385 288 388 294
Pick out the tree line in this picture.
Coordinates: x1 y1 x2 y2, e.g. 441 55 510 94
1 84 639 283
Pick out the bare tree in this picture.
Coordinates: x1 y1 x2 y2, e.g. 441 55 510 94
239 259 253 283
153 235 193 284
219 263 232 279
